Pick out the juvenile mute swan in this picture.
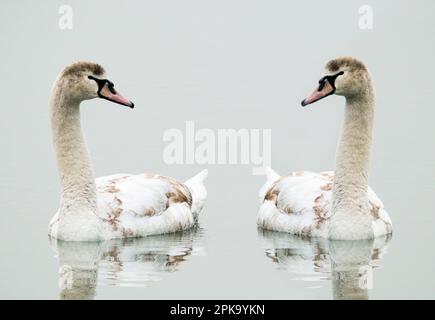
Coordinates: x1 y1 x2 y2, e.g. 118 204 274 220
258 57 392 240
48 62 207 241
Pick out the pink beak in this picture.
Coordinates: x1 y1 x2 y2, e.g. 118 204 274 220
99 82 134 108
301 79 335 107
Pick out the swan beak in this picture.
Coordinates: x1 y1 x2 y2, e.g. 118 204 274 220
99 82 134 108
301 79 335 107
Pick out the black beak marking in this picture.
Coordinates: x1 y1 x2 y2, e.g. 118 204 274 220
88 75 134 108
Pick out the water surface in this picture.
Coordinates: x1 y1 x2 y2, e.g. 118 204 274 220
0 0 434 299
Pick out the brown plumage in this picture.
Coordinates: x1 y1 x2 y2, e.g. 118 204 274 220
61 61 105 78
157 175 193 208
326 56 367 72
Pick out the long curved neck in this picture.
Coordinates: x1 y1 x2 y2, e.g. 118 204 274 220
50 85 97 215
332 87 374 215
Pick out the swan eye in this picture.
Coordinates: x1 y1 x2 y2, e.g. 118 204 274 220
88 75 105 89
318 71 344 91
107 81 116 94
88 75 115 93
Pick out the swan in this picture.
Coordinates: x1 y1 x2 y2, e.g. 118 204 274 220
48 61 207 241
258 57 392 240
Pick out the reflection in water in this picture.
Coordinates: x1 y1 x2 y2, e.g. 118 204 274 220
258 229 391 300
49 227 205 299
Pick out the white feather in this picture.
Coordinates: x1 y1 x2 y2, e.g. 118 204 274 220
257 171 392 238
49 171 208 240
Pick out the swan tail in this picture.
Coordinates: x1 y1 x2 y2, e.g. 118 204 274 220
265 166 280 182
258 166 280 203
185 169 208 218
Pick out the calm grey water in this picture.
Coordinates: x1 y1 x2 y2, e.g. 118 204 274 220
1 1 435 299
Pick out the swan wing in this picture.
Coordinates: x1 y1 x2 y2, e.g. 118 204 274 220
258 171 392 237
367 186 393 236
96 173 196 238
258 171 334 237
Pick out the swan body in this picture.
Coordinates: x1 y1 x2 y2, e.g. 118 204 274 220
258 169 392 238
48 62 207 241
258 57 392 240
49 170 207 240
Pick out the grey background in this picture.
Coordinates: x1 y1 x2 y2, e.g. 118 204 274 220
0 0 434 299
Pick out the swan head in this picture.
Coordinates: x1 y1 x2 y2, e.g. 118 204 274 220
58 61 134 108
301 57 370 106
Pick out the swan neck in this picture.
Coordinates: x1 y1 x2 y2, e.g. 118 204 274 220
50 86 97 214
332 89 374 215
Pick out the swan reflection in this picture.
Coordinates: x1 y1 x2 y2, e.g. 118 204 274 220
50 227 205 299
258 229 391 299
